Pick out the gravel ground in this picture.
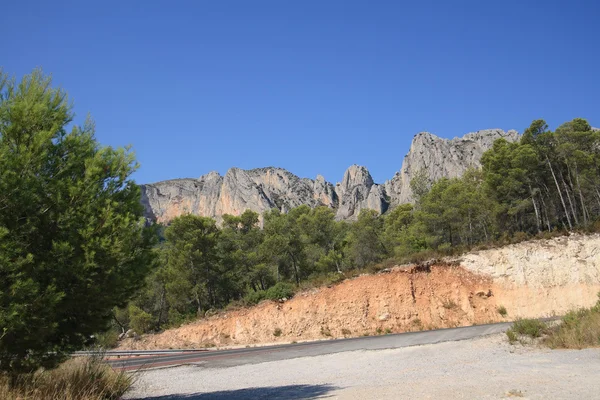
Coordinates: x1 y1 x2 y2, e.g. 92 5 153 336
126 334 600 399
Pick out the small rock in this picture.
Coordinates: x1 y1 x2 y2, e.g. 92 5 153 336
379 313 390 321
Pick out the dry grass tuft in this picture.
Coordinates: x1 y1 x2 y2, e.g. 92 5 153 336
0 356 132 400
506 293 600 349
544 294 600 349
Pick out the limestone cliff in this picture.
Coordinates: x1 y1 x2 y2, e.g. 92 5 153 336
141 129 520 223
385 129 520 205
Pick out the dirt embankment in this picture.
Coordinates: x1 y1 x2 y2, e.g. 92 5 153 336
120 233 600 350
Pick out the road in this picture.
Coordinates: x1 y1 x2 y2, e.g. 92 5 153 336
108 321 514 371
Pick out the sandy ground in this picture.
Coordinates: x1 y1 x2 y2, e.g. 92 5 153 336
126 334 600 399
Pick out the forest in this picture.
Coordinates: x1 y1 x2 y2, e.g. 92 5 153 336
111 118 600 340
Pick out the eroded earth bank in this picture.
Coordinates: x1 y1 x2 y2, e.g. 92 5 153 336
120 233 600 350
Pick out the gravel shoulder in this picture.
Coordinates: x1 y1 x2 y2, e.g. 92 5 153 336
126 333 600 399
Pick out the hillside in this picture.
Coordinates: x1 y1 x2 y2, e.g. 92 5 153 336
119 233 600 350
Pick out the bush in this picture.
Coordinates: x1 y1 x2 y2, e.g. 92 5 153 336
128 305 154 334
544 293 600 349
442 300 458 310
242 290 266 305
510 318 547 338
242 282 296 306
506 318 548 344
497 306 508 317
265 282 295 301
0 356 131 400
273 328 282 337
320 326 332 337
93 330 120 350
506 329 518 344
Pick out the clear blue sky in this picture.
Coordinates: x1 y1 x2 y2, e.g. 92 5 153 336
2 1 599 184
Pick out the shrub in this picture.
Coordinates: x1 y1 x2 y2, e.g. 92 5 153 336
0 356 131 400
128 305 154 334
506 329 518 344
544 293 600 349
320 326 332 337
243 282 296 306
341 328 352 336
265 282 295 301
510 318 547 338
273 328 282 337
442 300 458 310
511 231 530 244
93 330 120 350
497 306 508 317
242 290 266 305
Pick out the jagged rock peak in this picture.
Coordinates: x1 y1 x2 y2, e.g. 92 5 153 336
140 128 521 224
339 165 374 191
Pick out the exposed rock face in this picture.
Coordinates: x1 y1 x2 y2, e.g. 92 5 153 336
141 129 520 224
119 233 600 349
385 129 520 204
335 165 388 219
142 167 339 224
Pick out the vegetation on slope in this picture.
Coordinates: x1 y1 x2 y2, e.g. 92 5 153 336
545 293 600 349
506 293 600 349
111 117 600 339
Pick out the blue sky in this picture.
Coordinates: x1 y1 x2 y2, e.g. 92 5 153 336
2 1 599 184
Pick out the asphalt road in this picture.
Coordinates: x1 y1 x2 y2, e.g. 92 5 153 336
108 321 514 371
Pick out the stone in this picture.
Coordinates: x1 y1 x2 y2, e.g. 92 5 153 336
378 313 390 321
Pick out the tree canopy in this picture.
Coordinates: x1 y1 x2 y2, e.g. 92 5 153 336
0 70 156 372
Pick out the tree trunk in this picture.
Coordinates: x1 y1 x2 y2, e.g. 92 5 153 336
288 251 300 286
573 163 588 224
561 173 579 225
539 193 552 231
156 284 167 330
547 156 572 230
529 185 541 233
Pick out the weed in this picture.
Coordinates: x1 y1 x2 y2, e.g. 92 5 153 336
341 328 352 336
320 326 332 337
442 300 458 310
376 327 383 335
497 305 508 317
384 328 392 334
511 318 547 338
273 328 282 337
506 329 518 344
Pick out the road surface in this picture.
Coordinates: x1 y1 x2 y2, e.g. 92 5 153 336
109 321 514 370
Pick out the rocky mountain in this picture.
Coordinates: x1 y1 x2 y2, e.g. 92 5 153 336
140 129 520 224
385 128 520 204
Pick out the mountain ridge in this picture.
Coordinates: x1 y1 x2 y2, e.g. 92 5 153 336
140 128 520 223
